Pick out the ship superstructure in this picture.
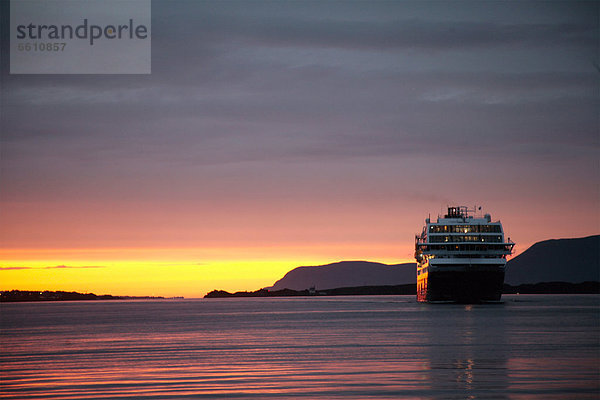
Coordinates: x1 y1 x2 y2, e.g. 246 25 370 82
415 206 514 303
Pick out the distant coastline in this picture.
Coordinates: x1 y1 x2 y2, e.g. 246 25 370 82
2 282 598 302
204 281 600 298
0 290 167 302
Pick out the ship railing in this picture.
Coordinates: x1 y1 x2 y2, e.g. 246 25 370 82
443 205 484 219
417 241 515 247
419 249 513 256
416 244 514 255
505 239 515 255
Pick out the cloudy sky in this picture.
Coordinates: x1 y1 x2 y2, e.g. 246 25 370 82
1 0 598 296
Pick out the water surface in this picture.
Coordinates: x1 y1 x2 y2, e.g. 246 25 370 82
1 295 598 399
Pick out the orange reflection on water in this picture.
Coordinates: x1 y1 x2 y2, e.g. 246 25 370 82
1 357 431 399
1 327 430 400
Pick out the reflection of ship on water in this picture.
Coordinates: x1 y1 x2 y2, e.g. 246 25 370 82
415 206 514 303
421 304 509 399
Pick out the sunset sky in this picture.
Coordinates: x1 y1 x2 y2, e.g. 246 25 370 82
1 1 598 297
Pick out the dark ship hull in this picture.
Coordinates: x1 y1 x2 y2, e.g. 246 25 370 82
417 269 505 303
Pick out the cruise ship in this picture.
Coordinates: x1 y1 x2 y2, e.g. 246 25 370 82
415 206 514 303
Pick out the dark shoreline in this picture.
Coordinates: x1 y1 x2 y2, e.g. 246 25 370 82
2 282 598 302
204 281 600 298
0 290 165 302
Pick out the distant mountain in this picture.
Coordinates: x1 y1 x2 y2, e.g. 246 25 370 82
505 235 599 285
264 236 599 292
267 261 416 291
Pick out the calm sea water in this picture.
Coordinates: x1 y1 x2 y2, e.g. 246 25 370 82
1 295 598 399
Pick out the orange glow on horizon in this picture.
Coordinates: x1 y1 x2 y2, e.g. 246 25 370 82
2 197 597 297
0 244 413 297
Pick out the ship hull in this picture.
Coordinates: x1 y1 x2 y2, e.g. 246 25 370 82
417 269 505 303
